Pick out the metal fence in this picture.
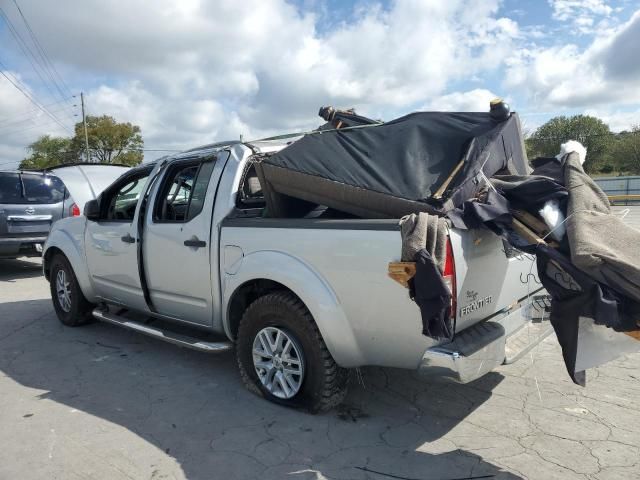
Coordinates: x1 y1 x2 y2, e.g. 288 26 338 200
594 176 640 205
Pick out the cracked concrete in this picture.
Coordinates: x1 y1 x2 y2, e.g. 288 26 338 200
1 257 639 480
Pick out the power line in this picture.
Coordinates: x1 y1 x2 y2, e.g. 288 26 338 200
0 7 73 121
0 97 76 127
0 105 77 130
9 0 74 101
0 118 69 138
0 160 26 167
0 61 73 134
0 4 76 124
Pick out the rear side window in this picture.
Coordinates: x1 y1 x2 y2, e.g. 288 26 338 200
0 173 22 203
22 175 65 204
0 173 65 204
154 160 215 223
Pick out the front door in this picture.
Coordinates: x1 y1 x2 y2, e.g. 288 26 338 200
141 155 224 326
85 167 153 312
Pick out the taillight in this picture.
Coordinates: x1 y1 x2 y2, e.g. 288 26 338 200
70 203 81 217
442 237 456 320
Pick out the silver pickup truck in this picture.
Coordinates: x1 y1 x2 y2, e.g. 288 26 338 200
44 140 549 412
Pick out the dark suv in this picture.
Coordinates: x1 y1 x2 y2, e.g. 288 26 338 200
0 171 79 258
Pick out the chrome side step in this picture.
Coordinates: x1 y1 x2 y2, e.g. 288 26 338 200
92 309 233 353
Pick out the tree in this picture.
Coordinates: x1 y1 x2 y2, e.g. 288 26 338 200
525 115 613 173
610 126 640 174
19 135 76 170
71 115 143 166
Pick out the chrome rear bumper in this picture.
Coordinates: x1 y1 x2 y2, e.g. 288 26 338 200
418 294 552 384
419 321 506 383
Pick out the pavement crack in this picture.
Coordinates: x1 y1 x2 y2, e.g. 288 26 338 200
0 309 52 343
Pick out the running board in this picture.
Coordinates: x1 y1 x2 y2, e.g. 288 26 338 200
92 309 233 353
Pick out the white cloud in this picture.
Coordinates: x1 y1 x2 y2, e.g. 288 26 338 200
0 72 69 170
422 88 501 112
549 0 613 33
0 0 525 166
584 107 640 132
504 9 640 109
1 0 638 170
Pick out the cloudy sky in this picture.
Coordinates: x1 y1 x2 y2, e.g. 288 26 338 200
1 0 639 169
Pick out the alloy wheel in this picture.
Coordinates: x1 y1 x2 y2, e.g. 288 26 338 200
252 326 305 399
55 269 72 313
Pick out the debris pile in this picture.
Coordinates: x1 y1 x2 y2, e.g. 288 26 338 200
254 102 640 383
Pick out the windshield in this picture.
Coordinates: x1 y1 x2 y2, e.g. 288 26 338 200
0 172 66 205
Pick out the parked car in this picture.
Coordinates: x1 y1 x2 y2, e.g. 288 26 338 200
0 165 129 259
0 171 74 258
43 140 551 412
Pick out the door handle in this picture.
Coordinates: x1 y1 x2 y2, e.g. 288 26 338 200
121 233 136 244
184 237 206 248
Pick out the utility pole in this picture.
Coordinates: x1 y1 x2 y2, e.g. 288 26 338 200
80 92 91 162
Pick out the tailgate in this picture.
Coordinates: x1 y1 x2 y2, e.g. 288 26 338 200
450 226 542 332
0 203 60 237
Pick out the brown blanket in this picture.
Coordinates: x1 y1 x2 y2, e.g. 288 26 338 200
564 152 640 302
399 212 448 271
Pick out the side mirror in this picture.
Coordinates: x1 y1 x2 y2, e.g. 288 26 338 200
84 199 100 221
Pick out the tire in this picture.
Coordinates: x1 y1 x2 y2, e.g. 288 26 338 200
236 292 349 413
49 254 95 327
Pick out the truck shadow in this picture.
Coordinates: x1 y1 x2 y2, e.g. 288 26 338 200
0 257 43 282
0 299 521 480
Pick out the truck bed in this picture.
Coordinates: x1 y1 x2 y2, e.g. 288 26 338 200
220 217 541 369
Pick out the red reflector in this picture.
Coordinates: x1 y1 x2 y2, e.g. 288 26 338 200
70 203 81 217
443 238 455 277
443 237 457 319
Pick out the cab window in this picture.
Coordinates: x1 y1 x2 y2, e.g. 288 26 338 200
104 171 151 221
153 160 215 223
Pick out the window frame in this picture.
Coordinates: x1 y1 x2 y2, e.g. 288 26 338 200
235 162 266 211
98 166 153 223
152 157 215 224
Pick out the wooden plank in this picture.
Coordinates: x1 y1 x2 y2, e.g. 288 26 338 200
388 262 416 288
511 218 545 245
511 209 550 237
608 194 640 203
432 160 464 200
625 330 640 341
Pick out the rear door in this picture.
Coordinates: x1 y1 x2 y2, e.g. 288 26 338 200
0 172 65 240
141 154 227 326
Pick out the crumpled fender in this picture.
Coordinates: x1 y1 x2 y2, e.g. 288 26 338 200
222 249 365 368
44 224 96 302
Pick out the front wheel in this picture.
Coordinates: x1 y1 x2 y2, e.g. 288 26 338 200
49 254 94 326
236 292 349 413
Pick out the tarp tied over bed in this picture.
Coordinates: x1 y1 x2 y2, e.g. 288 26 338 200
256 111 529 218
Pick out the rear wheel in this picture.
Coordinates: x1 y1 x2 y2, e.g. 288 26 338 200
236 292 349 413
49 254 94 326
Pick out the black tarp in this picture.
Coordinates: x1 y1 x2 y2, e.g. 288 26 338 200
257 111 529 219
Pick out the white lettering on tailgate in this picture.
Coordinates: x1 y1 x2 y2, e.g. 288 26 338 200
459 294 493 317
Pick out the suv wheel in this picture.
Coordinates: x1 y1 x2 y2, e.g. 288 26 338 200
49 254 94 326
236 292 349 413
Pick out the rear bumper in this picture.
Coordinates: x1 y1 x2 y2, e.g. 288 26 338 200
418 294 552 383
0 236 47 257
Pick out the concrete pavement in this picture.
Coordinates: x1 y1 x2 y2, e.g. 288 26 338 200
1 257 639 480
